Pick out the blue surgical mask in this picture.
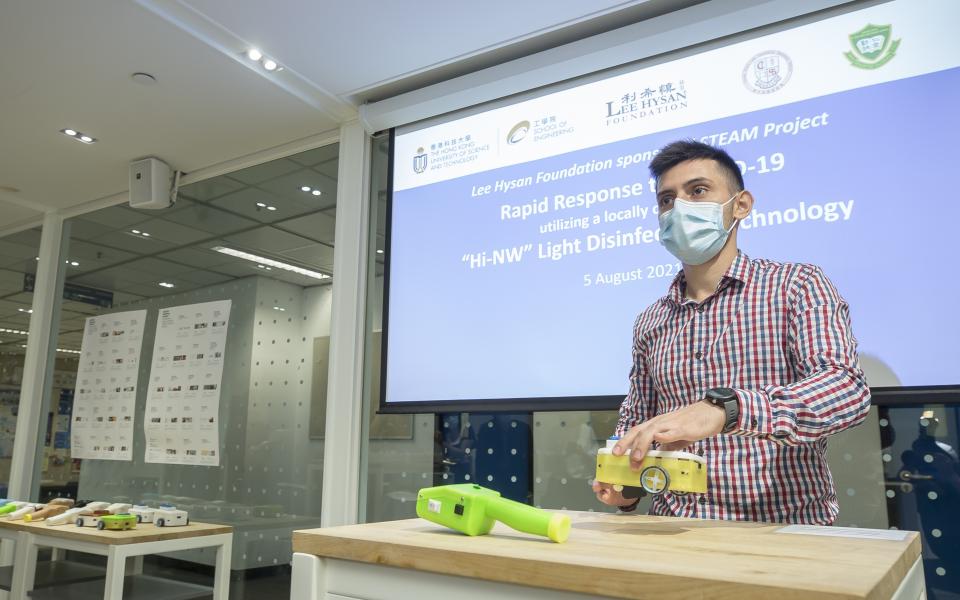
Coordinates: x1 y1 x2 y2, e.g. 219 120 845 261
659 193 740 265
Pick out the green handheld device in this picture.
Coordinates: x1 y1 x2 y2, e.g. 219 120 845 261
416 484 571 543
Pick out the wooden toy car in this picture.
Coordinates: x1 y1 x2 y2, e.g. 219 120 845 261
75 510 111 528
97 513 137 531
596 438 707 496
129 506 157 523
154 508 189 527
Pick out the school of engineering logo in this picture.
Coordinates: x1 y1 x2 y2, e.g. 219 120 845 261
845 24 900 69
743 50 792 94
506 120 531 144
413 147 427 174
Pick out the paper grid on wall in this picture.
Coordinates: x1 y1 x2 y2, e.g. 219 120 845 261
144 300 231 466
71 310 147 461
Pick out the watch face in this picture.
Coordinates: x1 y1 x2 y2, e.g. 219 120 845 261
708 387 736 401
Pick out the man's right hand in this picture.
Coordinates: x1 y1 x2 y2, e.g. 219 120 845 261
592 479 628 507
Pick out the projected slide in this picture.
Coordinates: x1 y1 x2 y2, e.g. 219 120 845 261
387 0 960 406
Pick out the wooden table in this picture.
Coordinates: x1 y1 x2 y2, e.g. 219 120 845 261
0 518 232 599
291 512 924 600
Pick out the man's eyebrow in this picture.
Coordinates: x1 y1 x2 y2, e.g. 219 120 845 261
657 177 715 199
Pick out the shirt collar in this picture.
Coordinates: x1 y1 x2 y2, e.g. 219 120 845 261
666 251 753 305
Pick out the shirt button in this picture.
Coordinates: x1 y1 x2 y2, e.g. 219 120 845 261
697 306 704 313
697 448 704 456
698 497 707 505
695 351 703 360
752 418 758 427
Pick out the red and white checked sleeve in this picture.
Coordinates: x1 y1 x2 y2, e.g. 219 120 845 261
731 265 871 445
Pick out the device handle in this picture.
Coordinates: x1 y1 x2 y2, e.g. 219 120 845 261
484 496 570 543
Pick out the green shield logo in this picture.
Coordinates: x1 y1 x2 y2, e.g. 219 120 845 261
845 24 900 69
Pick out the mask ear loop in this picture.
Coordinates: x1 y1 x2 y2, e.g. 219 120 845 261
723 190 744 234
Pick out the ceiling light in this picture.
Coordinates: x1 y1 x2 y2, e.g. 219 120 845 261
211 246 330 281
311 190 321 196
300 186 311 192
132 229 140 234
266 206 277 211
142 232 150 237
272 306 285 312
256 264 271 271
69 261 79 267
158 282 175 288
256 202 267 208
376 249 384 254
0 328 28 336
60 128 96 144
247 48 262 61
18 308 33 314
131 229 151 237
56 348 82 355
262 59 278 71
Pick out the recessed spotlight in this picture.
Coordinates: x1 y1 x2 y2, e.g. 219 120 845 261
158 282 175 288
376 249 384 254
272 306 285 312
132 229 140 234
311 190 321 196
256 202 267 208
68 260 79 267
263 59 278 71
266 206 277 211
247 48 262 61
256 264 272 271
60 128 96 144
142 232 150 237
300 186 311 192
18 308 33 314
131 72 157 85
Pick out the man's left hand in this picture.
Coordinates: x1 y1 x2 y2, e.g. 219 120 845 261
613 401 726 468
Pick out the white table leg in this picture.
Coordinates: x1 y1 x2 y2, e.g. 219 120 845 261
10 531 37 599
213 534 232 600
103 545 126 600
291 552 323 600
126 554 144 575
51 547 64 561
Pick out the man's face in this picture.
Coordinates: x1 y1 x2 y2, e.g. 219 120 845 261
655 159 738 219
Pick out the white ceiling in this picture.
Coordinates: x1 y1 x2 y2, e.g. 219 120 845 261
0 0 681 233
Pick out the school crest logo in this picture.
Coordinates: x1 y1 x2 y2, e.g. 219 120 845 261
845 24 900 69
743 50 792 94
413 147 428 174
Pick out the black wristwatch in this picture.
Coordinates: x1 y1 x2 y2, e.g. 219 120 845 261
703 387 739 433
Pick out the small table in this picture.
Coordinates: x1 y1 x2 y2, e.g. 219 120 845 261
292 512 924 600
0 518 232 599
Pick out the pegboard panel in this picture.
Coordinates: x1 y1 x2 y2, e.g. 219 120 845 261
77 276 331 570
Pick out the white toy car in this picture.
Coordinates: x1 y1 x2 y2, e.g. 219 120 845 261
129 505 157 523
154 508 189 527
106 502 132 514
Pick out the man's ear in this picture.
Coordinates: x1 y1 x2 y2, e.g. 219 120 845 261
733 190 754 220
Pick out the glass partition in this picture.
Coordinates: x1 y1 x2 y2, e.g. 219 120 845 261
51 143 338 594
0 227 50 499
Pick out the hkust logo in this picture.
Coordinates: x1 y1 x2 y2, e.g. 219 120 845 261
845 24 900 69
743 50 792 94
506 121 530 144
413 147 428 174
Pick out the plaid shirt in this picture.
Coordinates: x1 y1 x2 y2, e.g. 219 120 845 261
616 251 870 524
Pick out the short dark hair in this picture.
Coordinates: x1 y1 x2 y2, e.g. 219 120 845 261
649 140 744 194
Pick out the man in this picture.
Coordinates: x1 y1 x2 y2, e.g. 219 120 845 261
593 140 870 524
